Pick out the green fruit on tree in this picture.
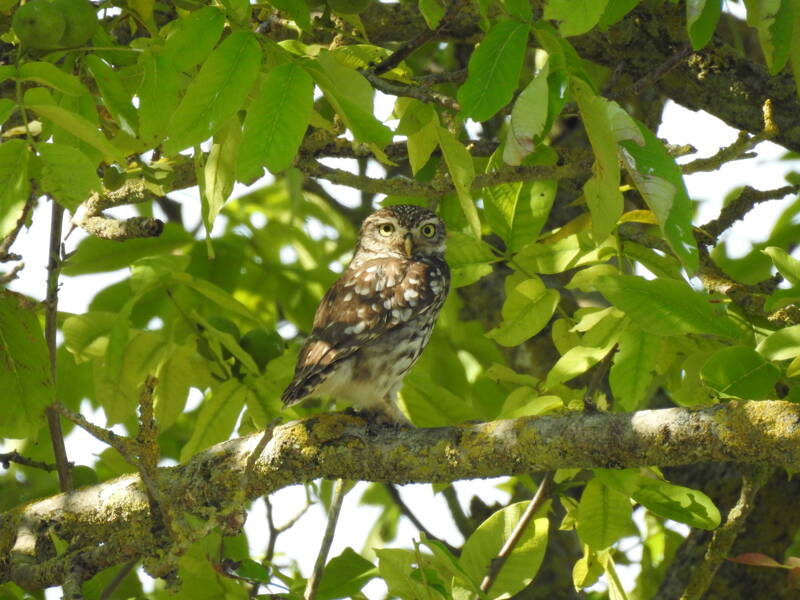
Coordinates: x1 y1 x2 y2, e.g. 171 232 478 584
327 0 370 15
48 0 98 47
240 328 285 371
12 0 66 50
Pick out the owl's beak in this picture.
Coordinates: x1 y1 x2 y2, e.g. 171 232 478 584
403 234 414 258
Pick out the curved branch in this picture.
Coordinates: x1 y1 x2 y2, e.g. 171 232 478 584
2 401 800 590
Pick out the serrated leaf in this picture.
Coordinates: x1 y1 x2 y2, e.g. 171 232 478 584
164 31 262 154
576 478 632 550
458 20 530 122
0 139 30 216
619 122 699 273
595 274 744 341
445 231 495 288
85 54 139 136
610 326 661 411
307 51 393 148
238 62 314 181
487 274 560 346
37 143 101 212
457 501 549 599
203 115 241 232
571 77 623 242
396 99 439 175
504 61 549 165
162 6 226 73
757 324 800 360
0 291 53 438
515 232 614 274
16 62 88 96
180 380 250 461
687 0 723 50
137 49 180 145
23 88 124 164
744 0 793 74
419 0 445 28
154 344 198 430
436 127 479 237
701 345 780 399
544 0 610 37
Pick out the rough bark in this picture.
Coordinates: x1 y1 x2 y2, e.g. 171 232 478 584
3 401 800 590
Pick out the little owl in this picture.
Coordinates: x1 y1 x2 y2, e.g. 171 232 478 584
281 204 450 423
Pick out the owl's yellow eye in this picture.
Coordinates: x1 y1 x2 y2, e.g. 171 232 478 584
378 223 395 236
420 223 436 238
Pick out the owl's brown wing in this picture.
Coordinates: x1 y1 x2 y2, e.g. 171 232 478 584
281 256 449 405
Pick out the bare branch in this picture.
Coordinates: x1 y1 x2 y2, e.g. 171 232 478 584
304 478 347 600
0 451 60 472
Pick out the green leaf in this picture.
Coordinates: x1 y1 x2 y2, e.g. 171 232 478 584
180 380 250 461
515 232 614 274
317 548 378 600
269 0 312 30
457 20 530 122
0 139 31 217
701 345 780 399
595 274 744 341
164 31 262 154
85 54 139 136
576 478 632 550
377 548 443 600
23 87 124 164
162 6 226 73
238 62 314 181
571 77 623 242
0 291 53 438
63 224 192 275
0 98 15 126
546 314 623 387
595 469 721 530
37 143 101 212
154 344 198 431
687 0 722 50
744 0 793 74
97 330 166 424
502 0 533 21
487 273 560 346
757 324 800 360
609 326 662 411
16 61 88 96
203 115 241 232
171 271 259 323
137 49 180 145
419 0 445 28
504 61 549 166
436 127 479 237
762 246 800 284
457 501 549 599
63 312 118 362
396 99 439 175
544 0 610 36
445 231 495 288
619 121 699 273
306 51 393 148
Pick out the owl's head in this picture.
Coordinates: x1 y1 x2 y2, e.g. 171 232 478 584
356 205 446 260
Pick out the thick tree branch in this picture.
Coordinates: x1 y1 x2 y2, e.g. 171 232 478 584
3 401 800 590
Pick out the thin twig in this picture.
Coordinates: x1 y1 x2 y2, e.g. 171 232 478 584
698 184 800 242
44 200 72 493
304 478 347 600
0 451 60 472
385 484 459 554
608 45 692 100
680 466 773 600
361 71 460 111
441 485 473 538
371 0 463 75
479 472 555 594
